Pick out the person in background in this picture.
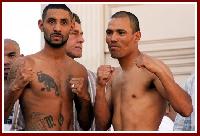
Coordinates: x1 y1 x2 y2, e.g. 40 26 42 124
173 73 195 131
159 104 176 131
65 13 96 131
4 39 24 131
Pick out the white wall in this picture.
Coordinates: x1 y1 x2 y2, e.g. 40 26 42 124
104 3 196 86
3 3 196 84
3 2 42 56
67 4 105 73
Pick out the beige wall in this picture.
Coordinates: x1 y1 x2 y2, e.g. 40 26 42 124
41 3 196 86
103 4 196 86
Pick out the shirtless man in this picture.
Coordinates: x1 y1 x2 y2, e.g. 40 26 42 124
95 11 193 131
4 4 93 131
4 39 24 131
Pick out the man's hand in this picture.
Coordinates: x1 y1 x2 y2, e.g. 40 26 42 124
69 77 90 100
136 53 163 75
8 60 33 91
97 65 114 87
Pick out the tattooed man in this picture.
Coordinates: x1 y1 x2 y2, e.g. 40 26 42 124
4 4 93 131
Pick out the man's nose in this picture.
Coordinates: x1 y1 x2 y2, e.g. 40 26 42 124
53 23 61 32
111 33 118 42
79 35 84 44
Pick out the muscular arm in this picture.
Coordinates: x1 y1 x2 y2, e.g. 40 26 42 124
154 66 192 117
4 58 32 119
94 65 113 130
72 67 94 130
95 84 112 131
137 53 192 117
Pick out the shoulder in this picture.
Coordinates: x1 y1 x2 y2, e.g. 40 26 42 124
68 58 88 77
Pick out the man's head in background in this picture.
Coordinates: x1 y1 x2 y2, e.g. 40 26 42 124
4 39 22 80
65 13 84 59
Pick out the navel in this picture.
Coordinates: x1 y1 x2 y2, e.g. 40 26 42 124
41 87 45 91
132 94 136 98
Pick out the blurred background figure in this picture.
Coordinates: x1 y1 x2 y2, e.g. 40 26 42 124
173 73 195 131
65 13 97 131
4 39 24 131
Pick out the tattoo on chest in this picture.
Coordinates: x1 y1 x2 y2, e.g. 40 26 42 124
37 71 60 96
58 113 64 126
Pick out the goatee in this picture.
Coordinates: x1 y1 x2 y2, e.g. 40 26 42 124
44 35 68 49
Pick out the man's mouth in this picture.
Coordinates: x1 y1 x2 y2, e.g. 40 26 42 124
51 34 63 40
109 45 120 50
75 46 82 50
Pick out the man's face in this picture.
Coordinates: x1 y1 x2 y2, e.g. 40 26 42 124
65 22 84 58
106 17 138 59
40 9 74 48
4 43 20 79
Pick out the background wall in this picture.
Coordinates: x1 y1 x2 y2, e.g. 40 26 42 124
3 2 196 87
3 2 42 56
104 4 196 86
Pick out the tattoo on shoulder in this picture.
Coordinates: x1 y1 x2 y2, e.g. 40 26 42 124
37 71 60 96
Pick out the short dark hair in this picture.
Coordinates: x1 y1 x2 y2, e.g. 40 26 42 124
72 13 81 24
111 11 140 33
42 4 73 20
4 39 19 47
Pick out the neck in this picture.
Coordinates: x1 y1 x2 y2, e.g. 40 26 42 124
41 43 66 60
118 50 141 71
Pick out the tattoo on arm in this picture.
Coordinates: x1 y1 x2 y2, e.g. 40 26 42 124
37 71 60 96
5 61 22 115
7 60 23 83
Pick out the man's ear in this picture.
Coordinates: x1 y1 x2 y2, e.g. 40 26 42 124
38 19 44 32
134 31 141 42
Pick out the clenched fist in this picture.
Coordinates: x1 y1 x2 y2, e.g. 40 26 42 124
97 65 114 87
69 77 90 100
136 53 162 74
9 60 34 91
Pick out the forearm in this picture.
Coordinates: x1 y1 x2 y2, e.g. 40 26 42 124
95 85 111 130
156 71 193 117
75 95 94 130
4 85 21 119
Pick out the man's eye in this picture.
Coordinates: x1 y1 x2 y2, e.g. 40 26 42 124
70 31 78 35
8 55 16 58
119 31 125 35
106 31 112 35
61 19 69 25
61 21 67 25
48 19 55 24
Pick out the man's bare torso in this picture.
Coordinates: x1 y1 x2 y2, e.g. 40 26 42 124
19 53 80 130
111 66 167 130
